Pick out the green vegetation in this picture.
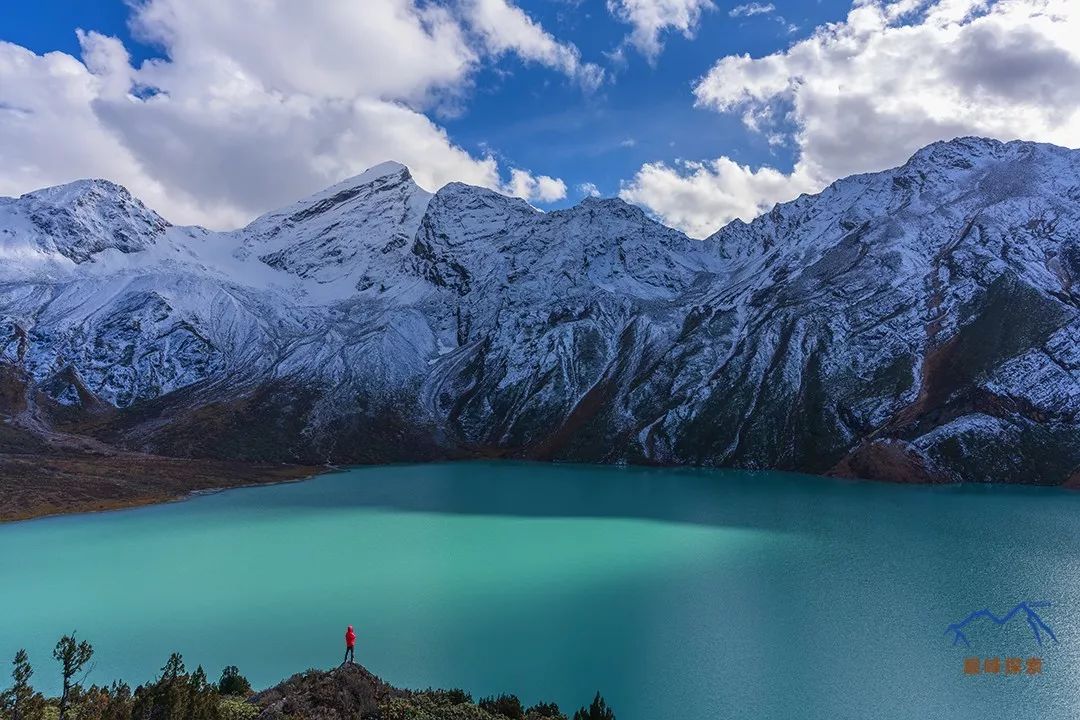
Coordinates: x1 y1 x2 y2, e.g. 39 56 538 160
1 650 43 720
216 668 252 699
52 634 92 720
571 694 614 720
0 637 614 720
478 694 524 719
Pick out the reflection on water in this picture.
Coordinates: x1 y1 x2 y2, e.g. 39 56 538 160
1 462 1079 720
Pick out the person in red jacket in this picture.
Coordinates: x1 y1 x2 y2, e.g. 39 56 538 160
343 625 356 665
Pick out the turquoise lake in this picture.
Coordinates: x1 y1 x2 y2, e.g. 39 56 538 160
2 462 1080 718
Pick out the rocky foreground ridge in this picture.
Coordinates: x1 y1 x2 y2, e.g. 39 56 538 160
2 138 1079 486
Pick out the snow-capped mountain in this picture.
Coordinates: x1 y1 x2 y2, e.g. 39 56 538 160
2 137 1078 484
0 179 168 263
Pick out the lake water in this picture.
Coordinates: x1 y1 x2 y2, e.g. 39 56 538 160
2 462 1079 718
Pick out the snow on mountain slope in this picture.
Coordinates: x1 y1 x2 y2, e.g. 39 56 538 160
0 179 168 264
407 185 727 449
659 137 1080 481
1 137 1078 484
238 161 433 298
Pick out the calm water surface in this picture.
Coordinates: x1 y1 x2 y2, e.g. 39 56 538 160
2 462 1080 719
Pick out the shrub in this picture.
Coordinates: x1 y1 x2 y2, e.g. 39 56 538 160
525 701 565 719
478 694 524 720
216 668 252 698
102 682 133 720
444 689 473 705
381 696 494 720
217 697 257 720
572 693 614 720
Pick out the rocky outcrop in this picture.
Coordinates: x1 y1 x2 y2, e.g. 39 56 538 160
252 664 397 720
250 664 577 720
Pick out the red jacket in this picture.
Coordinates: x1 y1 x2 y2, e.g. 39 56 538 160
345 626 356 648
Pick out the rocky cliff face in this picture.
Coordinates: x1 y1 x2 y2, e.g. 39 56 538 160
2 137 1078 484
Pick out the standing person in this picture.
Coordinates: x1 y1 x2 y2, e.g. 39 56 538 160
343 625 356 665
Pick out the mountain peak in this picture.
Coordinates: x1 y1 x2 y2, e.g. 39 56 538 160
902 136 1074 172
4 177 168 263
570 194 646 219
297 162 418 207
239 161 432 286
248 161 428 231
325 161 414 193
363 160 411 178
20 177 138 207
426 181 538 220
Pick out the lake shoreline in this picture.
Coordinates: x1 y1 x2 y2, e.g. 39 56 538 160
5 449 1078 523
0 451 326 522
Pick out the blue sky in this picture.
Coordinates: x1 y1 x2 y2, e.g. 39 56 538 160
437 0 852 202
0 0 849 204
1 1 1077 235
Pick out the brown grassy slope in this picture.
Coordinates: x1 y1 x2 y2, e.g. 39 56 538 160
0 452 322 522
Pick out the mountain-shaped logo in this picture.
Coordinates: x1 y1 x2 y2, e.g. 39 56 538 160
945 601 1058 648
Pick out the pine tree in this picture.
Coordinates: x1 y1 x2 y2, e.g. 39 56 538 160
479 694 524 719
187 666 219 720
572 693 615 720
2 650 37 720
53 634 94 720
102 682 133 720
525 700 565 719
215 667 251 697
131 654 220 720
159 653 189 720
159 654 186 684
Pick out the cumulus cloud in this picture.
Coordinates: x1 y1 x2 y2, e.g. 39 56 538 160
462 0 606 90
0 0 588 226
619 157 816 238
506 169 568 202
0 39 196 220
579 182 602 197
606 0 715 60
622 0 1080 237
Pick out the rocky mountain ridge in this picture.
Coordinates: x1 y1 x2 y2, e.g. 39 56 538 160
2 137 1078 484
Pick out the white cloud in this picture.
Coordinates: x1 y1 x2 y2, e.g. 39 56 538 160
729 3 775 17
0 0 586 227
129 0 476 108
606 0 715 60
579 182 602 197
462 0 606 90
622 0 1080 237
620 158 816 238
506 169 568 202
0 39 202 222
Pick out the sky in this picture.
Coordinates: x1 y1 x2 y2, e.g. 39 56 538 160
0 0 1078 237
